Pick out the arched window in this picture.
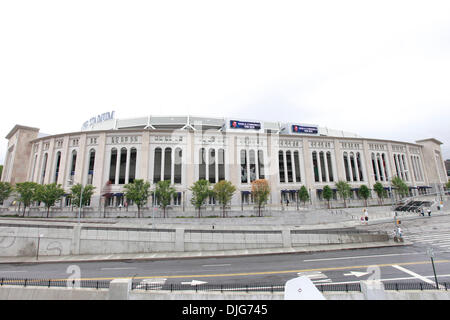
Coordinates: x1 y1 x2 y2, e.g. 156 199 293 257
320 151 327 182
349 152 356 181
153 147 162 183
199 148 206 180
371 153 378 181
128 148 137 183
69 150 77 184
119 147 127 184
344 152 351 182
164 148 172 181
209 149 216 183
86 149 95 185
356 152 363 181
377 154 384 181
294 151 301 182
279 150 286 183
258 150 265 180
109 148 117 184
286 151 293 183
241 150 248 183
174 148 182 184
218 149 225 181
54 151 61 183
312 151 319 182
249 150 256 182
41 153 48 184
326 151 333 182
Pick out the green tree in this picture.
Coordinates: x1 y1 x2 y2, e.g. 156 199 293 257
322 185 333 209
0 165 3 180
14 181 39 217
154 180 177 218
70 184 95 217
446 180 450 190
358 185 371 207
251 179 270 217
189 179 213 218
373 182 387 205
213 180 236 218
123 179 150 218
35 183 65 218
335 180 351 208
298 186 310 206
0 181 13 205
391 176 409 200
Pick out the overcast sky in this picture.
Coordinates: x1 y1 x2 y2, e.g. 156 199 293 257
1 0 449 165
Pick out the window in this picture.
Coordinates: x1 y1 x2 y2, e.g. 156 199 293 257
312 151 319 182
209 149 216 183
279 151 286 183
199 148 206 180
286 151 293 183
69 151 77 184
241 150 248 183
249 150 256 182
164 148 172 181
174 148 182 184
258 150 265 180
109 148 117 183
218 149 225 181
54 151 61 183
326 151 333 182
87 149 95 185
41 153 48 184
129 148 137 183
153 148 162 183
119 148 127 184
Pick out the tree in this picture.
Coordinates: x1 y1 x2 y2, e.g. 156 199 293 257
34 183 65 218
213 180 236 218
0 165 3 180
123 179 150 218
335 180 351 208
14 182 39 217
251 179 270 217
322 185 333 209
391 176 409 200
298 186 310 207
70 184 95 217
0 181 13 205
189 179 213 218
154 180 177 218
446 180 450 190
373 182 387 205
358 185 371 207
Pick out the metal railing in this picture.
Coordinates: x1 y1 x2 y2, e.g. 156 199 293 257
0 277 110 289
0 278 448 293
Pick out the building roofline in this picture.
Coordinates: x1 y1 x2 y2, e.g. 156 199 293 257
5 125 40 139
415 138 443 145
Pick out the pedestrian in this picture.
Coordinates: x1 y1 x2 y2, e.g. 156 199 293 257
364 208 369 225
427 209 431 217
421 208 425 217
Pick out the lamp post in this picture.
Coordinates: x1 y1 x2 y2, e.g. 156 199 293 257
68 178 82 224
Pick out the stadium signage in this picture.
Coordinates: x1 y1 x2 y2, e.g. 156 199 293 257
291 124 318 134
230 120 261 130
82 111 115 130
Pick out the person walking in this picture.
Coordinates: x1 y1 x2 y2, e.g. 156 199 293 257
363 208 369 225
427 208 431 217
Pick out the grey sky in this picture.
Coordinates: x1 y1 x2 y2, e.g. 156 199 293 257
1 0 449 164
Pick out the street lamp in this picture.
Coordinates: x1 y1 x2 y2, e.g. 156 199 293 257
68 178 82 224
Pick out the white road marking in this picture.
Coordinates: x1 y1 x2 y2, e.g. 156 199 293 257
0 270 27 273
303 252 422 262
391 265 436 286
101 267 137 270
202 264 231 267
320 274 450 286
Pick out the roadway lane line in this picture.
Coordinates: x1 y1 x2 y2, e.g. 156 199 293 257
100 267 137 271
48 259 450 282
202 264 231 267
303 252 423 262
392 265 436 285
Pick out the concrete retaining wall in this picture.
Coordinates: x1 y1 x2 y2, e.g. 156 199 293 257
0 221 388 257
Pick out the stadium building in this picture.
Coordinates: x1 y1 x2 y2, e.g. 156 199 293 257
1 114 448 211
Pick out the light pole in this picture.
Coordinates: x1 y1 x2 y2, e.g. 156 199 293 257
68 178 82 224
427 247 439 288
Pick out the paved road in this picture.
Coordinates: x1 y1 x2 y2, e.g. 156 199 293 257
1 214 450 288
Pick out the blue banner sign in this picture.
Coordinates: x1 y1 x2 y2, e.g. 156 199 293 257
229 120 261 130
291 124 318 134
82 111 115 129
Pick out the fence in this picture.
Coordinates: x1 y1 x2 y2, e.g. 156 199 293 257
1 277 449 293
